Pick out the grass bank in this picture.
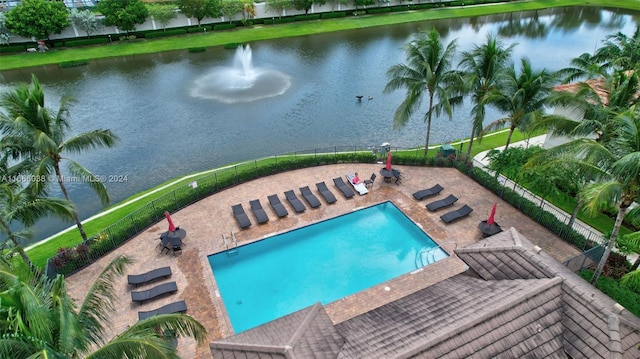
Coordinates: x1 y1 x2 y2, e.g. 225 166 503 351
2 0 639 70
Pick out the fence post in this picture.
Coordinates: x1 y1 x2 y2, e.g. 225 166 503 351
254 160 258 178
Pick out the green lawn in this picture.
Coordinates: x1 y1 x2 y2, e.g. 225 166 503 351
1 0 639 70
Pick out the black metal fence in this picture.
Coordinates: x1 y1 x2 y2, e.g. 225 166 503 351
45 145 605 277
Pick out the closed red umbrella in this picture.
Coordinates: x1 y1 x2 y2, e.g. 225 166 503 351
385 151 392 171
165 211 176 232
487 204 497 225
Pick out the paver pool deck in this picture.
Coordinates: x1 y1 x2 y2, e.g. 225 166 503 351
65 164 581 358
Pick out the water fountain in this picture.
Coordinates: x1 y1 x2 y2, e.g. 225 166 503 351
191 45 291 103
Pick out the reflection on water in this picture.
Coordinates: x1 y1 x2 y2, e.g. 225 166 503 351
0 6 638 244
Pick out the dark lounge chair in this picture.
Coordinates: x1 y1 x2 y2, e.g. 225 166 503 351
138 300 187 320
127 266 172 287
426 194 459 212
131 281 178 303
249 199 269 224
364 173 376 188
284 190 306 213
412 184 444 200
440 205 474 224
232 204 251 228
316 182 337 204
268 194 288 217
300 186 321 208
333 177 355 198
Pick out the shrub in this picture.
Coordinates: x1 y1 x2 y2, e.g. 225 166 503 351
187 26 210 33
188 47 206 53
367 7 392 14
273 17 296 24
321 11 347 19
144 29 187 38
213 23 237 31
294 14 321 21
224 42 244 49
579 270 640 317
65 38 109 47
0 44 35 53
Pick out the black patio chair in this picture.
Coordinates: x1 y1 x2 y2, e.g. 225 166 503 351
131 281 178 303
138 300 187 320
300 186 322 208
249 199 269 224
364 173 376 188
412 184 444 200
127 266 172 287
440 205 474 224
232 204 251 228
316 182 337 204
426 194 458 212
268 194 289 217
284 190 306 213
332 177 355 198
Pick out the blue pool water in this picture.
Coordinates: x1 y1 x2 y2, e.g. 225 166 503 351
208 201 448 332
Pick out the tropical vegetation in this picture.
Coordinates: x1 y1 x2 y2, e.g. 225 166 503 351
0 75 120 244
0 254 207 357
384 28 463 155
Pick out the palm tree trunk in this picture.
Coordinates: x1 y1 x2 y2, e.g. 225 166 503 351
504 126 515 150
54 164 88 242
0 219 35 268
567 197 583 228
465 128 475 159
591 205 628 284
424 95 434 155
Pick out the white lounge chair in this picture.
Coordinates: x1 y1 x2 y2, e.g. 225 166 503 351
345 174 369 195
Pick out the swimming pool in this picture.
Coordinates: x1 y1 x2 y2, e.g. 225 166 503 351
208 201 448 333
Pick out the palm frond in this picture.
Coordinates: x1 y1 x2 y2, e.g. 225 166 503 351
580 181 623 216
62 130 119 154
128 313 208 344
77 255 132 347
66 161 110 206
620 269 640 292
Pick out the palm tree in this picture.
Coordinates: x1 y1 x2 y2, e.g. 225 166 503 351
592 25 640 73
482 57 558 150
544 107 640 285
0 160 74 268
458 33 516 158
0 255 207 357
384 28 463 155
0 75 119 242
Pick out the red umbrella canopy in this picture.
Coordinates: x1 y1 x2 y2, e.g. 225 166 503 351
487 204 497 225
165 211 176 232
385 151 392 171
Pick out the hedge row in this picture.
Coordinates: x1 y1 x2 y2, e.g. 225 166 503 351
144 28 188 39
65 37 109 47
213 23 237 31
294 14 322 21
321 11 347 19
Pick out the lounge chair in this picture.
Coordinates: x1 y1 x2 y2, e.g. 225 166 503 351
412 184 444 200
440 205 474 224
232 204 251 229
249 199 269 224
299 186 321 208
131 281 178 303
426 194 459 212
316 182 337 204
284 190 306 213
364 173 376 188
345 173 369 195
127 266 172 287
333 177 355 198
138 300 187 320
268 194 288 217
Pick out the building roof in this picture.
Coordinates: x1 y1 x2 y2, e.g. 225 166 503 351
210 228 640 359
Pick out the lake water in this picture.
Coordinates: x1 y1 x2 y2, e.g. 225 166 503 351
1 6 638 244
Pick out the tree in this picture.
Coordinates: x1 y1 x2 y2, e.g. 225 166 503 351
482 57 557 150
0 255 207 357
353 0 374 11
543 107 640 285
0 12 12 45
619 231 640 291
98 0 149 33
0 161 74 269
70 8 102 38
458 33 516 158
147 4 178 30
384 28 463 155
5 0 69 40
0 75 119 243
220 0 244 23
265 0 291 18
177 0 220 26
291 0 325 14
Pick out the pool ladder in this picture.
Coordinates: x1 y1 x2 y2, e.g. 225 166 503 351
222 231 239 256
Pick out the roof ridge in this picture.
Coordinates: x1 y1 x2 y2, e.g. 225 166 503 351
396 277 563 359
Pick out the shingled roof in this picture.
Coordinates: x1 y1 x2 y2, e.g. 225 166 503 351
210 228 640 359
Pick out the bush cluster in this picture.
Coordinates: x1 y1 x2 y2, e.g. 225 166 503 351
144 28 188 39
65 38 109 47
213 23 237 31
